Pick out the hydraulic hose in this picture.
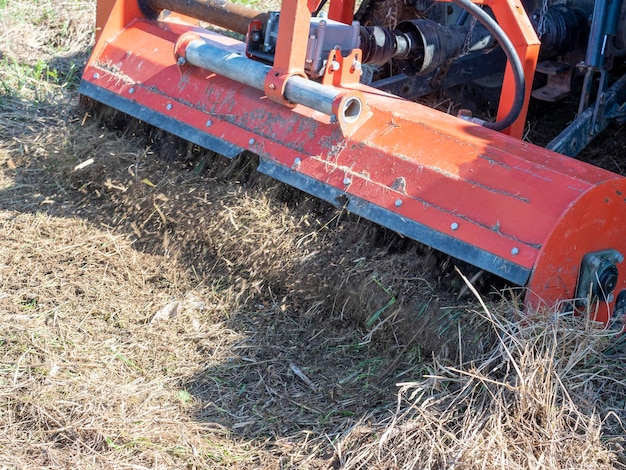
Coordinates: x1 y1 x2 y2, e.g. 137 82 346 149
449 0 526 131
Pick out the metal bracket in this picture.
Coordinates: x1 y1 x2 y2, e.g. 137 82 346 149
576 249 624 305
531 61 572 102
547 73 626 157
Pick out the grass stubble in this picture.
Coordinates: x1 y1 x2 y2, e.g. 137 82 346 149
1 0 626 468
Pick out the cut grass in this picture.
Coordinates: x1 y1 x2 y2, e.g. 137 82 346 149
337 305 626 469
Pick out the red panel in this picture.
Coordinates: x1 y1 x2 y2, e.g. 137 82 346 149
527 180 626 324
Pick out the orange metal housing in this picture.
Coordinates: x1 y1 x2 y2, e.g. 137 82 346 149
81 0 626 327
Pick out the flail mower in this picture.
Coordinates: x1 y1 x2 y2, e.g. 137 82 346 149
80 0 626 327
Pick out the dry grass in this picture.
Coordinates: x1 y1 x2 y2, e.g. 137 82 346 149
337 295 626 469
1 0 626 468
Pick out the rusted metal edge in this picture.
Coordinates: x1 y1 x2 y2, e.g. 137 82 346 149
80 77 533 284
257 158 532 285
79 80 243 158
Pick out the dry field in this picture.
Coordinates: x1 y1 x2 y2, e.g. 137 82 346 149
1 1 626 468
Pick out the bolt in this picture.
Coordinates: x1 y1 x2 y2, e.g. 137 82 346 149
206 120 212 127
251 32 261 42
450 222 459 231
511 247 520 256
177 56 186 66
330 61 340 71
129 87 135 94
166 103 173 110
93 72 100 79
248 138 255 146
343 177 352 185
395 199 403 207
292 157 301 169
457 109 472 120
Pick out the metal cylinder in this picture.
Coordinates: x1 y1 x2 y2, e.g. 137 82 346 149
529 5 585 57
359 26 414 65
585 0 610 68
184 39 362 121
394 19 488 76
145 0 265 35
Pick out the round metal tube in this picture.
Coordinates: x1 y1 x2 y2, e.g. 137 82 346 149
185 40 269 89
185 39 356 118
147 0 265 35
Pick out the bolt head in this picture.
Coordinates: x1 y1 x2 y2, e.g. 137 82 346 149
166 103 173 110
450 222 459 231
248 138 255 146
206 120 212 127
343 177 352 185
395 199 402 207
129 87 135 94
511 247 520 256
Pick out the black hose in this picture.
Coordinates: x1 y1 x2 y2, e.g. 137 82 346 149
449 0 526 131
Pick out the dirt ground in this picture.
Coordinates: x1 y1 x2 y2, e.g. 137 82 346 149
1 1 626 469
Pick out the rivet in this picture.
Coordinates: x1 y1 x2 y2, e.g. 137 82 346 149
166 103 173 110
511 247 520 255
395 199 402 207
206 120 212 127
249 138 255 146
450 222 459 231
343 177 352 185
93 72 100 79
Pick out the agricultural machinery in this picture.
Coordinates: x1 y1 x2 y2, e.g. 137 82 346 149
80 0 626 326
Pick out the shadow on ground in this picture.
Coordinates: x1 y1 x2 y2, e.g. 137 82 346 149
1 95 495 466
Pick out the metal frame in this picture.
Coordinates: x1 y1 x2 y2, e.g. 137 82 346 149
82 0 626 325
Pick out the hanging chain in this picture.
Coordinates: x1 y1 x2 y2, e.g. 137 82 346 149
536 0 550 38
460 16 478 57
